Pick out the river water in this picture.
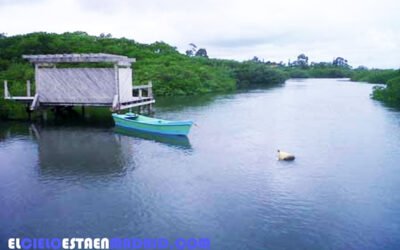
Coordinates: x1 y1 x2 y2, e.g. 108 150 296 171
1 79 400 249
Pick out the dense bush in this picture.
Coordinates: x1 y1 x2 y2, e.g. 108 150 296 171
0 32 289 119
308 68 351 78
134 56 236 96
351 69 398 84
232 62 288 86
0 32 239 97
285 68 310 78
349 69 400 106
3 32 398 118
372 75 400 106
284 67 351 78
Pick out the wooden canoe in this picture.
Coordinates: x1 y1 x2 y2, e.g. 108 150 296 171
112 113 193 136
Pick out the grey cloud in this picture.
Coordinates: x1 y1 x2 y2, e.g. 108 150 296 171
0 0 398 68
204 31 330 49
207 36 281 48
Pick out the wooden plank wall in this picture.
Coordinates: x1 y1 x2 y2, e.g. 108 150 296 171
38 68 115 104
118 68 134 103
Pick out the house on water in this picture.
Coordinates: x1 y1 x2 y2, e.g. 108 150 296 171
3 53 154 113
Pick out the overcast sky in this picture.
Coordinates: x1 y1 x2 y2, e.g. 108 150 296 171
0 0 399 68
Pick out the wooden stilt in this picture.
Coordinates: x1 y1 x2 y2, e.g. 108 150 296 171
26 105 32 120
41 109 48 122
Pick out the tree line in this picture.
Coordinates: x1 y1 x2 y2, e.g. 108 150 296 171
0 32 399 118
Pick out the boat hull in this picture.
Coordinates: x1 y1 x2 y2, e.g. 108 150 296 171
112 113 193 136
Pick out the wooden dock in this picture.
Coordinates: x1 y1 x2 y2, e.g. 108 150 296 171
3 53 155 113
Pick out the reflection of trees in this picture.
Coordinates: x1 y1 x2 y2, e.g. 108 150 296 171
0 122 32 140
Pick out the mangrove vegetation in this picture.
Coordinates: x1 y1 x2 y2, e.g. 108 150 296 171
352 69 400 106
0 32 399 119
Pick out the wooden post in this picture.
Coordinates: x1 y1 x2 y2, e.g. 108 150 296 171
112 94 119 111
30 93 39 111
114 64 120 106
148 81 153 98
150 103 154 113
4 80 8 98
139 89 142 99
26 104 32 120
27 80 31 97
35 64 39 94
147 104 151 114
42 110 48 121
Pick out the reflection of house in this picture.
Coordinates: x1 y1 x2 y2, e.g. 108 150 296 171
36 126 133 176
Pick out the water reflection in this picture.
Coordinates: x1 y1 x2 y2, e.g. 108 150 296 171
0 122 32 140
2 80 400 249
36 126 131 177
155 93 221 112
114 127 192 149
0 122 192 179
1 123 134 177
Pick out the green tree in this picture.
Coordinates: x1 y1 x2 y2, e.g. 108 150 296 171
195 48 208 58
333 57 349 68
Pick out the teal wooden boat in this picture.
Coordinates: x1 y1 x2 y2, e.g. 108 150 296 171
112 113 193 136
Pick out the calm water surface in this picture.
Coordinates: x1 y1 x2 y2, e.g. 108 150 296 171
1 79 400 249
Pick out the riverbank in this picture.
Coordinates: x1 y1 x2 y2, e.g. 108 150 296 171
350 69 400 106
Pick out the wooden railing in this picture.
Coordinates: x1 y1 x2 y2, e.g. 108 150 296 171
133 81 153 99
4 79 154 112
4 80 9 98
3 80 33 99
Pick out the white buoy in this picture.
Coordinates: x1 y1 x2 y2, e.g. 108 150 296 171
277 150 295 161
